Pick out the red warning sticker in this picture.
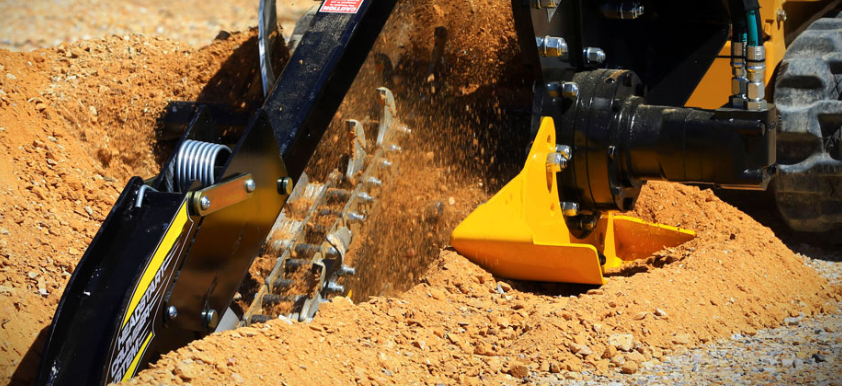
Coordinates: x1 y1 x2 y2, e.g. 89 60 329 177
320 0 365 13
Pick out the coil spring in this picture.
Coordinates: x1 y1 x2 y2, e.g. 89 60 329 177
175 140 231 191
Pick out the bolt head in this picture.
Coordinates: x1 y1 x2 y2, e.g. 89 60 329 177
278 177 293 195
561 82 579 99
583 47 606 64
555 144 572 159
202 309 219 330
546 82 561 98
546 152 568 172
166 305 178 320
561 201 579 217
746 82 765 101
245 178 256 193
538 36 567 57
200 196 211 210
746 99 769 111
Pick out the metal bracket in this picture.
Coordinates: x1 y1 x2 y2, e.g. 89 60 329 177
189 173 256 216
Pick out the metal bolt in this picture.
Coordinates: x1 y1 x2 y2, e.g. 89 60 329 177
325 281 345 294
561 201 579 217
777 9 787 23
536 36 568 58
277 177 293 195
561 82 579 99
583 47 606 64
166 305 178 320
546 82 561 98
245 178 256 193
200 196 211 210
547 152 568 170
202 309 219 330
556 145 572 159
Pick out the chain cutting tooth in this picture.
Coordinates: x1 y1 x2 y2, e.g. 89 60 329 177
366 177 382 187
324 282 345 294
271 278 295 291
357 192 374 203
263 294 298 306
346 212 365 223
241 87 407 327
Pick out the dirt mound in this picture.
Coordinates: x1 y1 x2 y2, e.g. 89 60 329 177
126 182 840 384
1 0 841 385
0 30 266 384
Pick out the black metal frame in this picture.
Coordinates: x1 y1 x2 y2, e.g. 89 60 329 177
37 1 398 385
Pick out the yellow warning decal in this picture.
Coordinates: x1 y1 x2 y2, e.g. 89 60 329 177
121 332 153 382
121 203 190 328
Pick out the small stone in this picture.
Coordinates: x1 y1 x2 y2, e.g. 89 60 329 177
633 312 648 320
602 344 618 359
813 353 826 363
608 333 634 351
84 206 94 216
230 373 245 383
625 351 645 364
430 288 446 300
671 333 692 345
654 308 668 317
620 361 638 374
6 73 16 80
448 196 456 205
497 281 512 293
176 360 200 380
781 358 795 368
572 343 593 357
509 362 529 378
549 362 561 373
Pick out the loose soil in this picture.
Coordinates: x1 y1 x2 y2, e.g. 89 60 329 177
0 0 839 385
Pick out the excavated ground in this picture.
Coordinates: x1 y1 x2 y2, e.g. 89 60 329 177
1 1 841 385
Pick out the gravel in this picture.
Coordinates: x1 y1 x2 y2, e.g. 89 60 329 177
541 245 842 386
0 0 312 52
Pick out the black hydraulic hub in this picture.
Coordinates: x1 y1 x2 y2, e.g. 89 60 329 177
554 69 777 214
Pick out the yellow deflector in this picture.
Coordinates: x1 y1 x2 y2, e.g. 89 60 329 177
450 117 694 285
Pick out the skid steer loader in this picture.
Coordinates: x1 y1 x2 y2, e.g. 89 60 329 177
35 0 842 384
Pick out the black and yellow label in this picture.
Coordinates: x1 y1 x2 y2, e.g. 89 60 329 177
105 202 193 383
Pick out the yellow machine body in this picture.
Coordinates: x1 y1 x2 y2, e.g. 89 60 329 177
687 0 826 108
450 118 694 285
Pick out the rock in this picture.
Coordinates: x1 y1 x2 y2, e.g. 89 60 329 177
564 371 583 380
571 343 593 357
592 323 603 334
549 362 561 373
813 353 826 363
497 281 512 293
626 351 645 364
608 333 634 351
781 358 795 368
620 361 639 374
602 344 618 359
230 373 245 384
633 312 648 320
430 288 446 300
175 360 200 380
654 308 668 317
509 362 529 378
672 333 692 345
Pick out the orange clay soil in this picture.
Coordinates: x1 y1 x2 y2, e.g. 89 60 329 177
126 185 841 385
0 30 272 384
2 0 841 385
